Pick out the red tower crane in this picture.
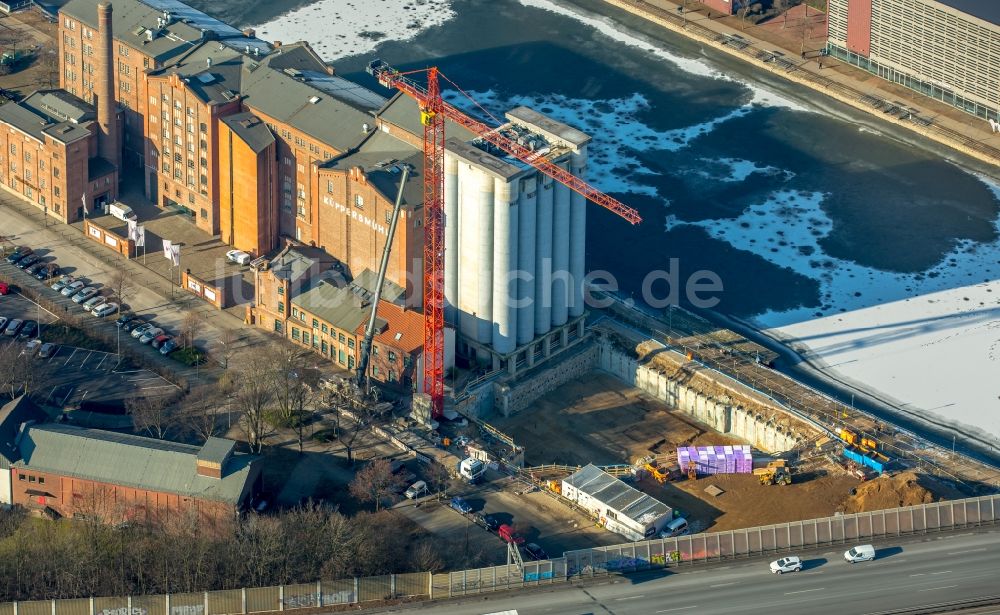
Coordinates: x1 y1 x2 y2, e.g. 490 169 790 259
366 60 642 419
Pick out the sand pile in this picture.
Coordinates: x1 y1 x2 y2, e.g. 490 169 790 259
842 471 960 513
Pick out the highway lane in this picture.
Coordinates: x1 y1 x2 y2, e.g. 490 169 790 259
387 528 1000 615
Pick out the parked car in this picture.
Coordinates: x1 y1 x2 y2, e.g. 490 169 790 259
38 343 57 358
92 302 119 318
226 249 252 265
159 338 179 355
122 317 147 332
473 513 502 532
15 254 40 269
498 524 525 545
523 543 547 561
24 261 46 275
60 281 85 297
34 265 59 281
22 339 42 356
81 294 107 311
0 317 7 331
5 247 31 264
18 320 37 339
844 544 876 564
139 327 164 344
51 275 76 292
115 313 135 328
3 319 23 336
130 322 155 338
404 480 428 499
770 556 802 574
71 287 99 304
151 334 171 349
450 496 473 514
0 282 8 295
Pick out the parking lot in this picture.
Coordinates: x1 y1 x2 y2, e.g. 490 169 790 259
0 285 180 411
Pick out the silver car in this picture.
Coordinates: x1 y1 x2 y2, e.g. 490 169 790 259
60 281 85 297
130 322 155 339
71 287 99 304
139 327 164 344
81 295 107 310
51 275 76 292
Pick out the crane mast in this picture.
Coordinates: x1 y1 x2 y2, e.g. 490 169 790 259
366 59 642 419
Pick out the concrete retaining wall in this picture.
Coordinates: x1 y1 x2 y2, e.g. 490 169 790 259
597 339 802 453
493 343 599 417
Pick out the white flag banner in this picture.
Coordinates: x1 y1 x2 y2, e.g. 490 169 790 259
170 244 180 267
81 193 88 214
127 220 138 242
135 225 145 247
163 239 173 261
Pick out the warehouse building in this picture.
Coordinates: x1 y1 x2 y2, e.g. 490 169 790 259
1 410 261 524
827 0 1000 123
562 464 674 542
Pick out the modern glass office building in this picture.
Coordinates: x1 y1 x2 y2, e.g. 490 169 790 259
827 0 1000 123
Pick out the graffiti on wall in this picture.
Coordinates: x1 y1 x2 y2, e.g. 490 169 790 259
281 591 356 608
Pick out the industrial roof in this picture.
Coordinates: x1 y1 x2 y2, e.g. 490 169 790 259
565 464 672 524
506 106 591 149
15 424 258 504
221 111 275 154
324 130 425 208
0 90 94 145
375 93 477 143
447 137 527 181
934 0 1000 26
267 245 335 283
350 268 406 305
197 436 235 464
291 278 370 334
0 396 47 469
60 0 270 62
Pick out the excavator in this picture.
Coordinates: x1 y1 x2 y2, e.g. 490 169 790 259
754 460 792 486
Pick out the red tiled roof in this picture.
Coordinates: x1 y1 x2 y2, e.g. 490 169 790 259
354 300 424 354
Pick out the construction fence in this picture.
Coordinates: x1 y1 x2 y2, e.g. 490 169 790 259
2 496 997 611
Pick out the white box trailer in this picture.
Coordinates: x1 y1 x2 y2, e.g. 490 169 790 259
562 464 674 541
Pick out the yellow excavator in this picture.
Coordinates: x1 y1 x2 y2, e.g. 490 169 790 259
754 460 792 486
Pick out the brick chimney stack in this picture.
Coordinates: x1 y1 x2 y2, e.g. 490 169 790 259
96 1 119 171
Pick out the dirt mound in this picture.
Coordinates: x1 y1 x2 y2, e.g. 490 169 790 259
842 471 958 513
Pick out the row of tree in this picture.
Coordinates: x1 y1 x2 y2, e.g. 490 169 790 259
0 503 492 602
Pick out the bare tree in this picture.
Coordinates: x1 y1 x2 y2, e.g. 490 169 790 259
322 379 378 464
177 385 221 441
214 327 239 369
109 262 136 308
180 311 204 349
0 343 41 398
231 355 275 453
738 1 762 30
348 458 405 511
126 394 172 439
269 347 319 452
424 461 452 497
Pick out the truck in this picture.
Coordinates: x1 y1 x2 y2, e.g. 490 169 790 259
457 457 486 483
108 202 137 223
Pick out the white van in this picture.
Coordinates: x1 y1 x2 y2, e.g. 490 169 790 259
109 202 137 223
658 517 689 539
404 480 428 500
844 544 876 563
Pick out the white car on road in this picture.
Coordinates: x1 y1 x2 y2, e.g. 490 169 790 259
770 556 802 574
226 249 251 265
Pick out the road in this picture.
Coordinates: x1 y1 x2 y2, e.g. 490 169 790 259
392 529 1000 615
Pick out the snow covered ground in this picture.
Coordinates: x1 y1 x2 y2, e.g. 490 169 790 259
252 0 455 60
